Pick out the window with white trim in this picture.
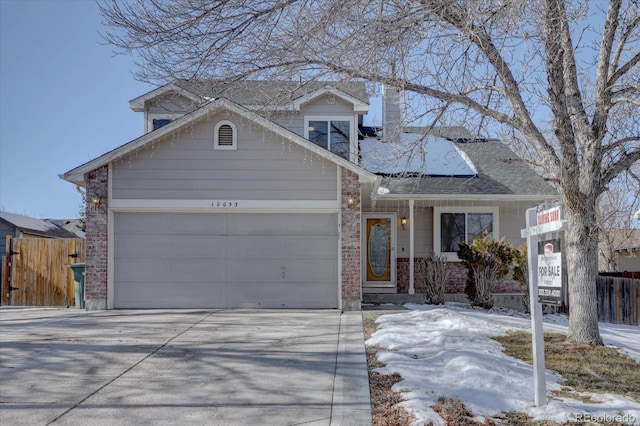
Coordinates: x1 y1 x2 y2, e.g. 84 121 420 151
153 118 172 130
304 116 355 161
434 207 499 260
214 120 237 150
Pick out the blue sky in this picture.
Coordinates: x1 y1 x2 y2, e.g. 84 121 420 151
0 0 152 218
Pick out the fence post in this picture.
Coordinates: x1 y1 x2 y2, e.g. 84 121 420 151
2 235 12 305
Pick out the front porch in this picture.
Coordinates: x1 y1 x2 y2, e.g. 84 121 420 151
359 197 530 308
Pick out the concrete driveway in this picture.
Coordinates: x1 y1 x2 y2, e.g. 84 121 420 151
0 308 370 425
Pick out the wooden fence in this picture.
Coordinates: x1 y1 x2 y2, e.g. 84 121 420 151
596 275 640 326
1 236 85 306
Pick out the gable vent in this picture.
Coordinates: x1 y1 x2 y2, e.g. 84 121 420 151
214 120 237 150
218 124 234 146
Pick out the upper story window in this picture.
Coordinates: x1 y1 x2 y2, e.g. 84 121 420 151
214 120 237 150
152 118 172 130
304 116 354 161
434 207 499 260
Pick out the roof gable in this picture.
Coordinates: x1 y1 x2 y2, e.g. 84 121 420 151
61 98 376 186
177 80 369 111
291 85 369 113
129 83 204 112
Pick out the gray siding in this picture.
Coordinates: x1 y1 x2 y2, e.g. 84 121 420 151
112 111 338 200
365 200 532 258
499 204 528 248
147 94 196 114
270 96 358 138
301 95 356 115
366 205 432 257
0 222 17 259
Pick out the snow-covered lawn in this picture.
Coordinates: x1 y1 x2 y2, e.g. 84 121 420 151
366 303 640 425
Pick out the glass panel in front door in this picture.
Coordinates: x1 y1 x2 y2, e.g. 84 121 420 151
366 218 391 282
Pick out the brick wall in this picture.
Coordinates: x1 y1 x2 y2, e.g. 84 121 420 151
84 166 108 310
341 168 361 311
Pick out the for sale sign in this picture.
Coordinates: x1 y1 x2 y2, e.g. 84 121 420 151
537 239 562 304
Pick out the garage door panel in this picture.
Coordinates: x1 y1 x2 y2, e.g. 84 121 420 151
167 260 226 282
113 212 338 309
281 236 337 257
284 214 338 235
279 259 337 282
115 213 172 234
225 236 287 259
162 214 227 235
225 260 286 283
114 258 169 282
225 259 336 283
115 259 226 283
227 214 285 235
227 214 337 236
115 235 169 258
115 281 229 308
226 236 336 259
165 235 227 258
227 282 337 308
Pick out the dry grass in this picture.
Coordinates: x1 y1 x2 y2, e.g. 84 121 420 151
363 312 416 426
494 331 640 403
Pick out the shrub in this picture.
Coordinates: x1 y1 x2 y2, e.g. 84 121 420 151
458 231 514 309
512 244 530 313
416 254 449 305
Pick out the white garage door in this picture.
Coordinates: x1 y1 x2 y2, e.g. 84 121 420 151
113 212 338 308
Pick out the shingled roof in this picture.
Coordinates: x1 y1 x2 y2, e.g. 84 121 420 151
175 79 370 106
0 211 77 239
377 138 558 197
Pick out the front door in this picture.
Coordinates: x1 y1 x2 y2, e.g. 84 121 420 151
362 214 396 291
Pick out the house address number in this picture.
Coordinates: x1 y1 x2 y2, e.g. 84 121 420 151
212 201 239 208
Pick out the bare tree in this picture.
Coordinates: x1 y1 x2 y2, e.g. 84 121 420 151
597 167 640 272
99 0 640 345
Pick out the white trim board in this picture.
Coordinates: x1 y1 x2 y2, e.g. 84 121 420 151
109 198 340 212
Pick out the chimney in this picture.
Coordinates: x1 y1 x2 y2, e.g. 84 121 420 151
382 84 404 143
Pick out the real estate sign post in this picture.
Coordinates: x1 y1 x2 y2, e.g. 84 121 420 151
521 206 567 407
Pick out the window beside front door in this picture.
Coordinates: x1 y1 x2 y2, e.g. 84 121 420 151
434 207 499 260
304 116 354 161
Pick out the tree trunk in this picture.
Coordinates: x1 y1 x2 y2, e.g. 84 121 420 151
564 202 603 345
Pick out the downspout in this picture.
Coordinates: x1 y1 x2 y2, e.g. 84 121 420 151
409 199 415 294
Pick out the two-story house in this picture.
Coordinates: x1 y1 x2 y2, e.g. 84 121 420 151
60 80 557 310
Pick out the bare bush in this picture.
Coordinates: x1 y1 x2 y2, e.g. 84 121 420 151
417 254 449 305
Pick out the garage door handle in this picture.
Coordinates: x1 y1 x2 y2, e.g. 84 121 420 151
282 267 286 279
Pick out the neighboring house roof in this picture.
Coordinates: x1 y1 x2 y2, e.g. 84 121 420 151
130 80 370 112
0 211 77 238
615 245 640 254
605 229 640 251
61 97 377 186
373 136 558 199
46 218 86 238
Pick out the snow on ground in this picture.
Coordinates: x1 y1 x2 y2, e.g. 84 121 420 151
366 303 640 425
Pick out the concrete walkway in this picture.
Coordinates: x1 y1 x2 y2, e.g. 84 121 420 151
0 308 371 425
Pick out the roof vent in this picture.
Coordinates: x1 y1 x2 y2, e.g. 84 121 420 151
453 137 487 144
